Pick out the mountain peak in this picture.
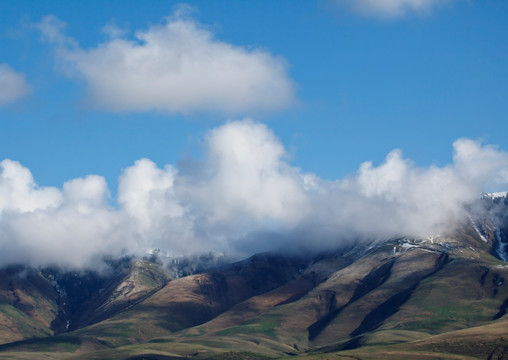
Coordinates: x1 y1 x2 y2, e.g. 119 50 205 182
482 191 508 200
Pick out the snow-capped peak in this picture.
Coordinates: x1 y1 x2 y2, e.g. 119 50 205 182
482 191 508 200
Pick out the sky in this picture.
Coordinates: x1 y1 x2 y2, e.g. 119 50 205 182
0 0 508 268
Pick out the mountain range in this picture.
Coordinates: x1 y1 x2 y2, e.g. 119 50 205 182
0 193 507 359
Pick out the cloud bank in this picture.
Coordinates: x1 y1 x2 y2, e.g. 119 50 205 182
36 9 295 114
333 0 453 18
1 120 507 268
0 64 30 106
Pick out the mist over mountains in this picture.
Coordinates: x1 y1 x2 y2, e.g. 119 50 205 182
1 119 507 269
0 192 507 359
2 2 508 358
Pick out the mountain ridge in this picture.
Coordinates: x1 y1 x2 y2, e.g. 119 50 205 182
0 192 507 359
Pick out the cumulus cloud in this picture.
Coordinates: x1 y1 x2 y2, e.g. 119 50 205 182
36 10 295 114
333 0 453 18
0 162 122 268
0 64 30 106
185 120 308 228
1 120 507 268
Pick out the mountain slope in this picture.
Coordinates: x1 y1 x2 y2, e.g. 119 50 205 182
0 193 507 359
0 266 59 344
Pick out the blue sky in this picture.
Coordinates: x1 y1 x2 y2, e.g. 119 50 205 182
1 1 508 266
1 0 506 189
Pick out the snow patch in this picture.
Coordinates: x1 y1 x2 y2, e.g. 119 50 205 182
495 228 508 262
469 215 489 243
482 192 508 200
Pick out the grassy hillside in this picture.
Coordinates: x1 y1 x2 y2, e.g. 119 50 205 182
0 266 59 344
0 224 507 359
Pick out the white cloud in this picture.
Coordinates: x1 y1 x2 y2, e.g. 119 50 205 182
0 163 123 268
333 0 452 18
37 11 295 114
117 158 198 255
0 120 507 268
0 64 30 106
186 120 308 228
0 159 62 214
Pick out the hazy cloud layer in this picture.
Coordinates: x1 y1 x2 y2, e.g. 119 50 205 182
37 10 295 114
0 120 507 268
333 0 453 18
0 64 30 106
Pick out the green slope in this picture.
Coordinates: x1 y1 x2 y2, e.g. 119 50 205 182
0 222 507 359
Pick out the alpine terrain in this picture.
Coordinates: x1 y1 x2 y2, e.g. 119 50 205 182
0 193 507 360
